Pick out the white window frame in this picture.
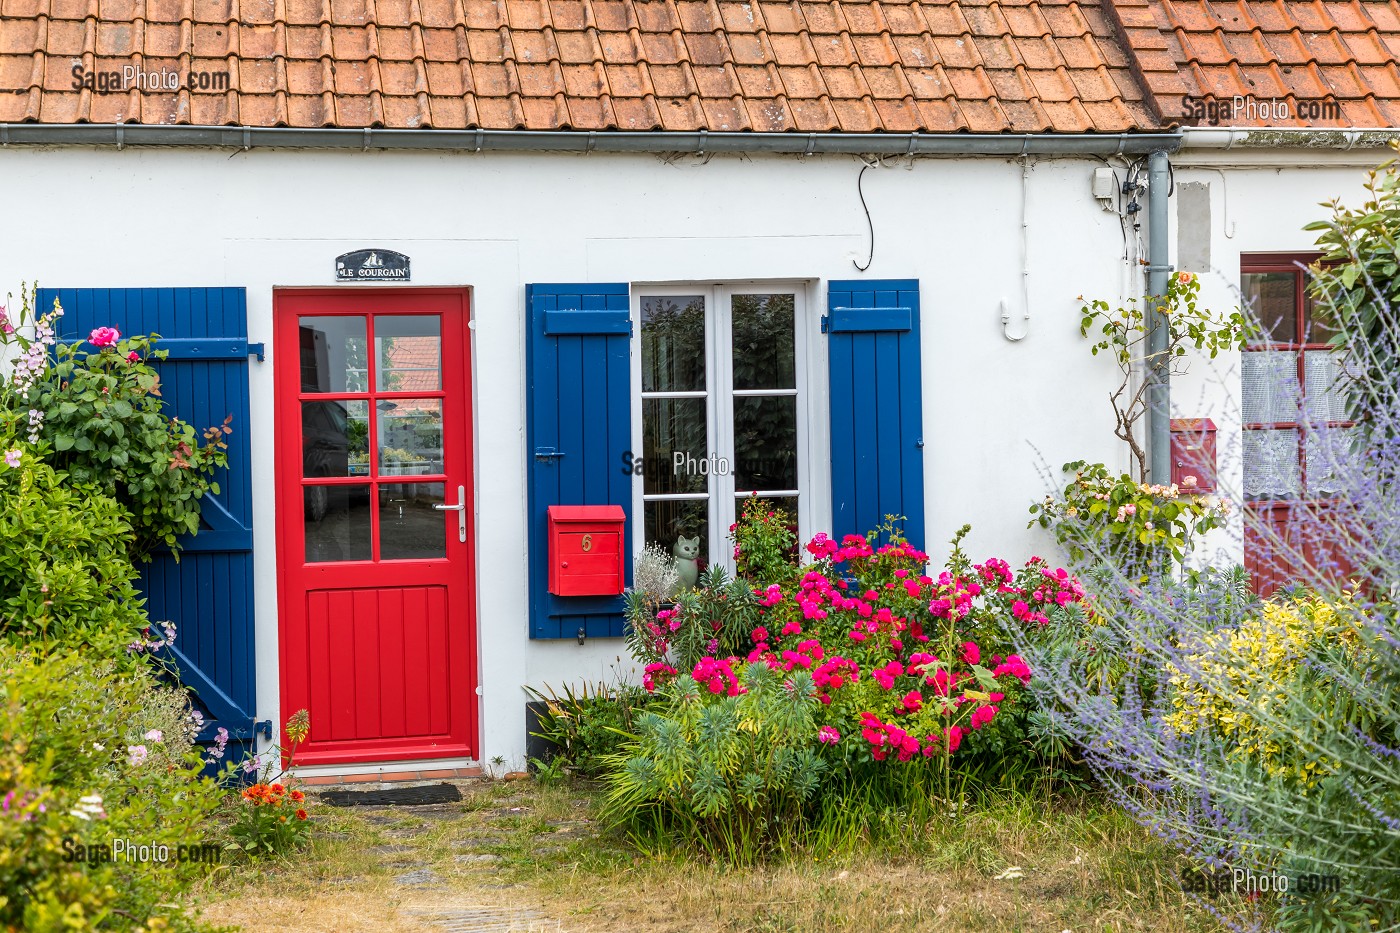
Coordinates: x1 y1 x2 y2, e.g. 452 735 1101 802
629 281 823 572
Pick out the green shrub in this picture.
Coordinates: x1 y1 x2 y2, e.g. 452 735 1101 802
525 682 652 778
0 645 228 931
731 493 799 585
0 446 147 655
33 333 230 561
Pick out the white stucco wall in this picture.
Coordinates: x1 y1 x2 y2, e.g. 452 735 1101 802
3 141 1371 767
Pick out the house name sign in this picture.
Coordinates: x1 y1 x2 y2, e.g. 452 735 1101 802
335 249 411 282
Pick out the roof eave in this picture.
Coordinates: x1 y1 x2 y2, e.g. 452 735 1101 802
0 123 1184 157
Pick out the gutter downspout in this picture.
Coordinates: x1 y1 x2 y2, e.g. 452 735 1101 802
1146 149 1172 485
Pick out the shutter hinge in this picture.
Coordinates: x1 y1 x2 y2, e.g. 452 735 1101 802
629 320 634 337
820 315 829 334
247 343 265 362
534 447 566 462
254 719 273 741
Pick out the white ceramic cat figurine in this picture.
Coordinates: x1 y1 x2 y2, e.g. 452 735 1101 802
671 535 700 594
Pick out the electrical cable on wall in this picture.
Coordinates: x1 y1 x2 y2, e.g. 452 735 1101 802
852 161 875 272
1001 154 1032 341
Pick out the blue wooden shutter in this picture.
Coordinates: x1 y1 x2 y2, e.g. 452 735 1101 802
525 283 632 640
41 288 265 751
825 279 926 550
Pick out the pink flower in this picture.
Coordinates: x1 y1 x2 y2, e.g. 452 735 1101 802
1182 474 1198 488
127 351 140 363
817 726 841 745
89 326 121 348
2 449 20 469
961 641 980 665
143 729 163 742
126 745 148 766
970 705 998 730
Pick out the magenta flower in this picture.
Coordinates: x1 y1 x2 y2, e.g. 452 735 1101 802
817 726 841 745
89 326 121 348
127 351 140 363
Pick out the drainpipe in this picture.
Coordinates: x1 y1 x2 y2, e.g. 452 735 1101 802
1146 149 1172 485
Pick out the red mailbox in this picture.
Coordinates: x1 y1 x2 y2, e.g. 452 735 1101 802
548 505 627 596
1170 418 1217 493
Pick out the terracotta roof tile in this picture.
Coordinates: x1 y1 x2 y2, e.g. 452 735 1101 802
1118 0 1400 125
0 0 1230 133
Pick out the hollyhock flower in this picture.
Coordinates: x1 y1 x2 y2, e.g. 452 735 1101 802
817 726 841 745
89 326 120 347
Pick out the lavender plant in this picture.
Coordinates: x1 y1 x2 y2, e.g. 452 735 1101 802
1016 159 1400 931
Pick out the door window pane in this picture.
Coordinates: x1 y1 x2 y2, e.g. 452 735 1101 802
641 296 706 392
644 499 708 574
304 484 371 562
1304 350 1349 422
1243 429 1300 500
1241 272 1297 343
733 396 798 490
379 482 447 560
642 398 708 495
1306 426 1359 498
375 315 441 392
378 400 443 476
1242 351 1300 424
731 294 795 390
302 400 369 478
299 316 368 392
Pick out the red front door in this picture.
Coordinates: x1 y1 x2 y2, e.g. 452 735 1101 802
274 289 476 765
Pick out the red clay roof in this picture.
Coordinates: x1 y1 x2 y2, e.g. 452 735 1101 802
1118 0 1400 126
0 0 1160 132
0 0 1395 132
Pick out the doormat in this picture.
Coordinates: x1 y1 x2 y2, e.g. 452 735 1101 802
319 783 463 808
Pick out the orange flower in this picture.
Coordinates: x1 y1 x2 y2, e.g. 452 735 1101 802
290 790 305 802
296 809 308 820
270 783 285 795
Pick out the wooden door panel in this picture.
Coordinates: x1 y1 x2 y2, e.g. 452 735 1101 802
276 289 476 765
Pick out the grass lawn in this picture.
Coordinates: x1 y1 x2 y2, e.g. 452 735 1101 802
191 777 1252 932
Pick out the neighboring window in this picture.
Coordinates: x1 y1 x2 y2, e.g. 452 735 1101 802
633 286 808 569
1240 255 1353 501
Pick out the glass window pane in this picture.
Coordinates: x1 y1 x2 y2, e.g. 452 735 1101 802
1304 350 1349 422
1303 291 1337 344
302 400 369 478
641 296 706 392
737 493 800 538
1241 351 1300 424
299 316 368 393
731 294 795 390
1242 272 1298 344
644 499 708 573
375 315 441 392
378 482 447 560
304 484 371 562
1306 426 1359 498
642 398 708 495
1243 429 1300 501
378 400 443 476
733 396 798 491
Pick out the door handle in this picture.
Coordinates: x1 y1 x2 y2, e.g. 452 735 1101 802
433 485 467 543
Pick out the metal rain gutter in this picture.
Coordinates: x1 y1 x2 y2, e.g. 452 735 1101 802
1145 149 1173 486
0 123 1184 157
